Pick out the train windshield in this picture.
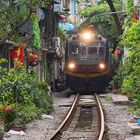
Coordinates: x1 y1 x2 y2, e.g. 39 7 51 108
68 41 105 59
69 42 86 56
87 42 105 56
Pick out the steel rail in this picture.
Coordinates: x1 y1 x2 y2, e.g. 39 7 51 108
95 93 105 140
48 93 79 140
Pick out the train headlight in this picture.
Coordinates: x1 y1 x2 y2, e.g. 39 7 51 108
67 62 76 70
83 32 91 40
99 63 106 70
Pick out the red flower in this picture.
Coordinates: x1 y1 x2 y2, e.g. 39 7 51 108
2 105 15 113
2 106 10 112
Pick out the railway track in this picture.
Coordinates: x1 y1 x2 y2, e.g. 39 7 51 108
48 93 106 140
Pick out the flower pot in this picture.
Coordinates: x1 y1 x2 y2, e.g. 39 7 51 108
29 60 39 66
136 118 140 126
10 125 25 132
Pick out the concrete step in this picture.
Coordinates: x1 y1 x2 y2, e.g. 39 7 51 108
128 123 140 135
125 135 140 140
134 135 140 140
111 94 130 105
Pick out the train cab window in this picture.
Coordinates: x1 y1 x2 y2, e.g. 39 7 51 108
69 42 86 56
88 47 97 55
88 47 104 55
98 47 104 55
87 42 105 56
69 43 78 55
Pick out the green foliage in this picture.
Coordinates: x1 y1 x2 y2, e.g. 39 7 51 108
0 122 4 134
30 80 53 111
0 105 17 130
126 94 140 115
0 68 34 104
0 1 29 42
113 63 123 89
120 6 140 115
126 106 140 115
0 0 52 44
132 94 140 107
0 64 53 129
121 21 140 48
31 13 41 49
0 58 8 63
13 103 43 126
80 2 121 40
126 0 133 12
119 0 140 114
80 4 109 17
123 0 133 28
121 21 140 95
104 95 112 101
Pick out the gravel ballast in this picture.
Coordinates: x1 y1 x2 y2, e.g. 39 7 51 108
100 93 133 140
3 92 134 140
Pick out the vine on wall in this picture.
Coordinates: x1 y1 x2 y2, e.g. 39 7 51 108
121 21 140 95
31 13 41 49
120 0 140 113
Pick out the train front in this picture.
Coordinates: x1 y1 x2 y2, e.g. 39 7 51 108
65 31 110 93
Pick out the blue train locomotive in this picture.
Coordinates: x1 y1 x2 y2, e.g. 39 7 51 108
65 29 112 93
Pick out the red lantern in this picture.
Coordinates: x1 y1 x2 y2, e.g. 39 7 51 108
133 7 137 23
28 53 39 66
10 45 24 65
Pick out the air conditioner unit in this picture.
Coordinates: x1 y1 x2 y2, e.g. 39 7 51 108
54 4 62 12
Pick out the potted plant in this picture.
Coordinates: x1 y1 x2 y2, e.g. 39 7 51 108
0 104 17 131
27 53 39 66
136 117 140 126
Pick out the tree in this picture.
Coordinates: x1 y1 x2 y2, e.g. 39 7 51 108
106 0 123 35
80 0 122 41
0 0 52 45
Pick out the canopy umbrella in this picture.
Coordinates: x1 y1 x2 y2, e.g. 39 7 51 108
59 15 66 20
58 22 75 31
65 23 75 31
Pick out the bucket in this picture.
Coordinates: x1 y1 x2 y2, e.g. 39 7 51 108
136 118 140 126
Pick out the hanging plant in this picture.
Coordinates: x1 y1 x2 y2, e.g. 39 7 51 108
27 53 39 67
31 13 41 49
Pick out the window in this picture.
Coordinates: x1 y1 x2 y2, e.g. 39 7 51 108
87 42 105 55
69 42 86 56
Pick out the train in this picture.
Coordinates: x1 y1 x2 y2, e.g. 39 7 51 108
64 29 113 93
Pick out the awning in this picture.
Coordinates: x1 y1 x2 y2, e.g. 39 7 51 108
54 0 61 4
60 15 66 20
37 8 45 21
59 22 75 31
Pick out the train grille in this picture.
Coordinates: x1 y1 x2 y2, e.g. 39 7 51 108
75 64 102 73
